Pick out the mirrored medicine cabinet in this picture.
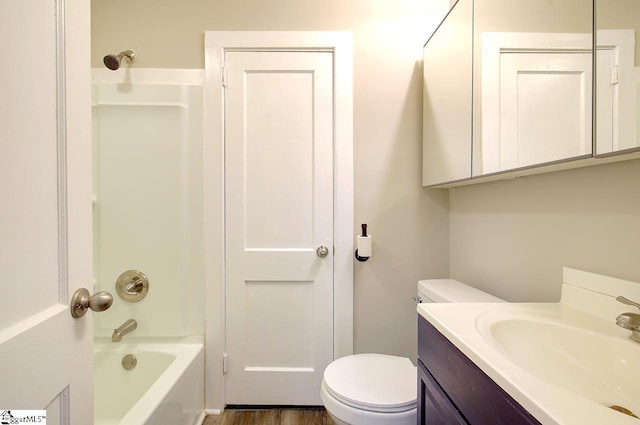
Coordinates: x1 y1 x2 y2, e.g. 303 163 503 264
423 0 640 187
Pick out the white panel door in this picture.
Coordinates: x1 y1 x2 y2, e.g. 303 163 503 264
0 0 93 422
224 51 334 405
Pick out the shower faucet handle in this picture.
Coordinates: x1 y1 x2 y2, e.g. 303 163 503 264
116 270 149 303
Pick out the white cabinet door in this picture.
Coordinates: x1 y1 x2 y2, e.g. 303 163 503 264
497 51 592 170
422 0 473 186
480 33 592 174
0 0 93 422
224 51 334 405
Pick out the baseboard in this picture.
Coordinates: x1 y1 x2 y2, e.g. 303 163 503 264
195 410 208 424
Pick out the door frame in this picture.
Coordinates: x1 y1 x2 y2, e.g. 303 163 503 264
203 31 354 411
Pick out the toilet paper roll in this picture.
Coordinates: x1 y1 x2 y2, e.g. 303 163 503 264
357 235 372 258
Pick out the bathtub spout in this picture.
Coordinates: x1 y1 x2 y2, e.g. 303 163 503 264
112 319 137 342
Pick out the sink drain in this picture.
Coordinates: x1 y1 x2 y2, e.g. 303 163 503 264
610 405 639 419
122 354 137 370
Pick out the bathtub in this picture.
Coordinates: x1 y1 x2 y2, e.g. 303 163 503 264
94 337 204 425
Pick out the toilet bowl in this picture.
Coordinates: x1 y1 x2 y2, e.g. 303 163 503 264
321 279 504 425
320 354 416 425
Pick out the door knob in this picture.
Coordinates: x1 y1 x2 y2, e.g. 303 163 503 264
70 288 113 318
316 246 329 258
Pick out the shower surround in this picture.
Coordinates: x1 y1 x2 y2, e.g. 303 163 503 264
91 68 206 424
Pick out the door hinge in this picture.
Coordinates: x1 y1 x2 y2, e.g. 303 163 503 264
222 67 228 88
612 64 619 85
223 353 228 374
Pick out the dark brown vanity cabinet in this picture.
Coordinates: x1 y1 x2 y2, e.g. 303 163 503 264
417 316 541 425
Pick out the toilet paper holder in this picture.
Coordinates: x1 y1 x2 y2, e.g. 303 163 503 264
355 223 371 262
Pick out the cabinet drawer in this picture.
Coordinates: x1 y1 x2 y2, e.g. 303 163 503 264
418 317 540 425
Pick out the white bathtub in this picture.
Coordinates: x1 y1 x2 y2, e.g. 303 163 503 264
94 337 204 425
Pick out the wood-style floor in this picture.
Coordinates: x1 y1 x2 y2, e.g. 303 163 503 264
202 408 336 425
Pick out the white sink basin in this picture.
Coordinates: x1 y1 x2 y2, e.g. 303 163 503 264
478 313 640 418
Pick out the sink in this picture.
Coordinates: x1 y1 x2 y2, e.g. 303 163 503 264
478 314 640 416
418 268 640 424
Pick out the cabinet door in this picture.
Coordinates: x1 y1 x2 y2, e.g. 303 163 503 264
478 33 592 174
422 0 473 186
472 0 593 176
418 361 468 425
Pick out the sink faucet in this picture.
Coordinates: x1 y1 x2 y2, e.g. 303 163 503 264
112 319 137 342
615 296 640 343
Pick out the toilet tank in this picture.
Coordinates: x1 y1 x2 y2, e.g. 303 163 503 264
417 279 504 303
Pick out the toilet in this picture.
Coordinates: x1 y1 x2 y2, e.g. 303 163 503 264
320 279 504 425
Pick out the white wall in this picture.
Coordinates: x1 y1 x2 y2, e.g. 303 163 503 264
449 159 640 302
92 0 450 360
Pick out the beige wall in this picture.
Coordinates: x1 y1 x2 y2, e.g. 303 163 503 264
91 0 451 360
449 159 640 302
597 0 640 66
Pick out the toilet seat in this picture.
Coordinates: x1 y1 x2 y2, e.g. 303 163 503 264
322 354 417 413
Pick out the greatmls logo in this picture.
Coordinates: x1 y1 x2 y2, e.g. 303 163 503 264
0 411 46 424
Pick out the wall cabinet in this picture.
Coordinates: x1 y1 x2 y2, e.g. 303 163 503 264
422 0 472 186
423 0 640 188
417 316 541 425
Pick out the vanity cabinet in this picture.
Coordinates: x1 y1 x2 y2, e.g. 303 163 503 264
418 362 466 425
417 316 541 425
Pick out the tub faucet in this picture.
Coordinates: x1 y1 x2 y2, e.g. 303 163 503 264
112 319 137 342
615 296 640 343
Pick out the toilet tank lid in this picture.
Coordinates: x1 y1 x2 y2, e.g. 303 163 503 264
418 279 505 303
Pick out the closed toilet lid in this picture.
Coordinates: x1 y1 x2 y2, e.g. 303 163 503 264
323 354 417 413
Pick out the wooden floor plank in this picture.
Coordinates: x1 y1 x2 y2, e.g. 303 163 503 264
203 408 335 425
282 409 322 425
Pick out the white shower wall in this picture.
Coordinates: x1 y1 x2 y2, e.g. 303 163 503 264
92 69 205 337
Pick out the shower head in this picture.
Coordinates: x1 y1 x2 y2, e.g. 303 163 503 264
103 50 136 70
